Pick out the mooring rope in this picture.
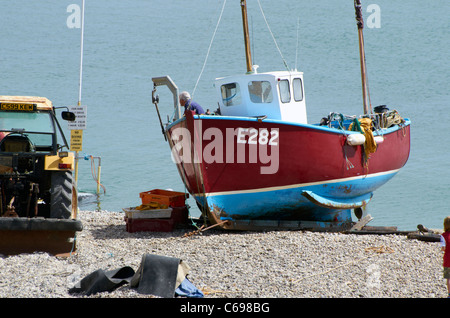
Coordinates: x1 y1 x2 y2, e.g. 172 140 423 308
291 245 394 284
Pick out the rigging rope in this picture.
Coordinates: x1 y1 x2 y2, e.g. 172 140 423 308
192 0 227 99
257 0 290 71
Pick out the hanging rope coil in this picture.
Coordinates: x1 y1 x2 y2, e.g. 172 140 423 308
384 110 405 128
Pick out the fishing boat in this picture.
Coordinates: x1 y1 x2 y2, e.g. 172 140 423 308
151 0 410 231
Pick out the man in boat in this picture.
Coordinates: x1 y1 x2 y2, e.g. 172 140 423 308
179 91 205 115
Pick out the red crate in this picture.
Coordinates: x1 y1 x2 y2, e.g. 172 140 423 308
139 189 188 207
125 217 174 233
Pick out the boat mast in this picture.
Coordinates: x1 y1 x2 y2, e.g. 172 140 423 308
240 0 253 73
354 0 370 115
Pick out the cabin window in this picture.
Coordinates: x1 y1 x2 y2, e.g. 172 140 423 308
293 78 303 101
221 83 242 106
279 79 291 103
248 81 273 103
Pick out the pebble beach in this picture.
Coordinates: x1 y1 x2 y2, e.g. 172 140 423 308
0 210 447 299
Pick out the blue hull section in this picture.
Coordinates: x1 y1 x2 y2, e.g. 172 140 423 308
195 170 398 230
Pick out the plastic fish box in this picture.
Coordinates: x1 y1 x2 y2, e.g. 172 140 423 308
125 217 175 233
139 189 188 207
123 207 172 219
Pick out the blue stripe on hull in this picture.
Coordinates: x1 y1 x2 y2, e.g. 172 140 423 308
196 170 398 223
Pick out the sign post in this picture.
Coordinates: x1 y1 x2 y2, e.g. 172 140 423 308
68 105 87 183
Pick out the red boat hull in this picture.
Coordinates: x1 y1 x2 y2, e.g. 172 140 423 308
166 111 410 230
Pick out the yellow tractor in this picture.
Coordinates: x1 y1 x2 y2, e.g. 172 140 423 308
0 96 82 256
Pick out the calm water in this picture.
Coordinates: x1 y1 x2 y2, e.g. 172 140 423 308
0 0 448 230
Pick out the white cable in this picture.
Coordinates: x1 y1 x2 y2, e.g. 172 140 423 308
257 0 289 71
192 0 227 99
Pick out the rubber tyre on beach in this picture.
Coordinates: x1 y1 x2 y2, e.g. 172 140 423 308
50 171 73 219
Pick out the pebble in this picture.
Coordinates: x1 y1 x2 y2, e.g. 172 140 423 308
0 210 446 298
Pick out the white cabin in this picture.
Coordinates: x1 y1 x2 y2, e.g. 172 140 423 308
214 70 307 124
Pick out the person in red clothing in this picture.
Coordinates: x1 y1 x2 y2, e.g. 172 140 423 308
440 216 450 298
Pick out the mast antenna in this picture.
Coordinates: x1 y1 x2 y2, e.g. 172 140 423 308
295 17 300 71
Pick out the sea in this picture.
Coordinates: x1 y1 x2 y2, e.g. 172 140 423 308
0 0 448 230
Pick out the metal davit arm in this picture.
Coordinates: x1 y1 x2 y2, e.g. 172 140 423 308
151 76 181 120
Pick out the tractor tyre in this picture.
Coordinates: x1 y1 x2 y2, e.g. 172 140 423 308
50 171 73 219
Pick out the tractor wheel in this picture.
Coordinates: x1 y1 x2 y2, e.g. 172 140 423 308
50 171 73 219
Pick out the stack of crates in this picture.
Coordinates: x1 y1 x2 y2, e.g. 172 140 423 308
124 189 189 233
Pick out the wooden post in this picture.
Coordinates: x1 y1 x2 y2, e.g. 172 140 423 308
240 0 253 73
354 0 370 115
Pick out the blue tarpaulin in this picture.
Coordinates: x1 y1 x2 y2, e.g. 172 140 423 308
175 278 204 298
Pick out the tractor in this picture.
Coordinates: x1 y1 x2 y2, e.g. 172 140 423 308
0 96 77 219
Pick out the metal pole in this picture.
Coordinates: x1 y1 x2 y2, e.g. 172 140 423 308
78 0 85 106
75 0 86 184
96 157 101 195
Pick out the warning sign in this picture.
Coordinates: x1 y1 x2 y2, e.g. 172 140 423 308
68 105 87 130
70 129 83 151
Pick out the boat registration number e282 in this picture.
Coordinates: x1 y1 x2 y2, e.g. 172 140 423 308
236 127 279 146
